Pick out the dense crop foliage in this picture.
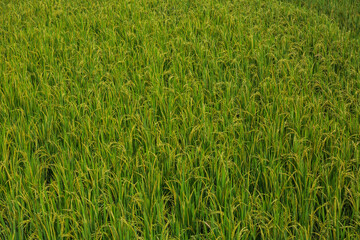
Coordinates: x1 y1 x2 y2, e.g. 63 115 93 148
280 0 360 37
0 0 359 239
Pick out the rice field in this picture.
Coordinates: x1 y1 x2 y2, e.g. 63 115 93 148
0 0 359 239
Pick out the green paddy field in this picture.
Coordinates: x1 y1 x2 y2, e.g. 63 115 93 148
0 0 359 239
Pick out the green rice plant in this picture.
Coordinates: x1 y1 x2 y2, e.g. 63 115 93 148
0 0 359 239
279 0 360 37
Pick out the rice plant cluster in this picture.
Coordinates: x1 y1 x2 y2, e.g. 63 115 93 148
0 0 359 239
280 0 360 37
